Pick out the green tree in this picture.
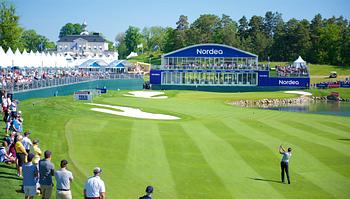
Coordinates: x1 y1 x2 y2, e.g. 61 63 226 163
59 23 82 38
176 15 189 30
263 12 283 59
124 26 141 54
308 14 323 63
162 27 175 53
190 14 221 43
115 32 128 58
248 15 269 59
340 25 350 65
0 1 23 51
319 20 342 65
173 15 189 50
214 14 239 47
238 16 249 40
106 40 116 51
21 29 56 52
271 21 286 60
142 26 166 52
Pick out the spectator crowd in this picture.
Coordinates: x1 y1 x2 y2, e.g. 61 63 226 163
1 68 105 89
0 90 154 199
276 64 309 77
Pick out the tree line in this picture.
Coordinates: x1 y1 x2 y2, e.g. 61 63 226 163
116 13 350 66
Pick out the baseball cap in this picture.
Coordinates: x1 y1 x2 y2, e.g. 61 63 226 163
93 167 102 174
24 131 31 136
146 185 153 194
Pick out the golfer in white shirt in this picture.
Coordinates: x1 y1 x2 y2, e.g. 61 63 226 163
279 145 292 184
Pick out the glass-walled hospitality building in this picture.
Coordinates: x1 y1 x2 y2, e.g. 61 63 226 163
150 44 310 91
151 43 261 86
161 71 258 86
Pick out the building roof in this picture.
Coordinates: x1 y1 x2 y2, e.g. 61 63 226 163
58 35 106 43
163 43 257 58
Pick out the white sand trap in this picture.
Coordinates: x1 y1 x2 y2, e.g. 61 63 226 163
123 91 168 99
284 91 312 96
86 103 180 120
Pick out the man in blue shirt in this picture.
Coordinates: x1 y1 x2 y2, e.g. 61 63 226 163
23 153 38 199
12 116 22 133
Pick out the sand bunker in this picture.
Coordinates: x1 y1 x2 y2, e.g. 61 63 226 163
86 103 180 120
284 91 312 96
123 91 168 99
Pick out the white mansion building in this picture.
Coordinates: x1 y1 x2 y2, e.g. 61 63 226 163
56 21 118 59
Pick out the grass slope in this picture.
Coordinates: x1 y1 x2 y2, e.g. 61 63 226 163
1 90 350 198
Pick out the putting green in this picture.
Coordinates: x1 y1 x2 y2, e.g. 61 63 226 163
1 90 350 198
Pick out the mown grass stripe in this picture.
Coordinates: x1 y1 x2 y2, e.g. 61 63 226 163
203 120 334 199
182 121 286 199
158 123 232 198
280 120 349 141
241 118 350 179
270 120 350 158
317 121 350 137
230 119 350 198
122 121 177 198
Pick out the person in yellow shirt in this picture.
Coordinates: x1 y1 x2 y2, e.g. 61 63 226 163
32 139 42 165
15 135 28 177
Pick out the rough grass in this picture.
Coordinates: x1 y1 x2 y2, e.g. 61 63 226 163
1 90 349 198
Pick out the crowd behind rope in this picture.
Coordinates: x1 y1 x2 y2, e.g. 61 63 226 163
276 64 309 77
0 68 142 93
0 68 107 88
0 91 154 199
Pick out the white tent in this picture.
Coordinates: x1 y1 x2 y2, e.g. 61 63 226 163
0 45 114 69
14 48 22 67
127 52 138 59
293 56 306 68
0 46 7 67
5 47 14 67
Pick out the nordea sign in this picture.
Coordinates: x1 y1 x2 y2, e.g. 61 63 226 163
196 49 224 55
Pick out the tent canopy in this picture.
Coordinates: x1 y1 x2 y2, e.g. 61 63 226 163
293 56 306 68
294 56 306 63
79 59 108 68
107 60 129 68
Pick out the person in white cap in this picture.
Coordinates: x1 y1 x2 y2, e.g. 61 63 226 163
84 167 105 199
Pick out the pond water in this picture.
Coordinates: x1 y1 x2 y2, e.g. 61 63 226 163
262 101 350 117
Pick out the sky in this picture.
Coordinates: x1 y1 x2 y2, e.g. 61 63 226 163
12 0 350 42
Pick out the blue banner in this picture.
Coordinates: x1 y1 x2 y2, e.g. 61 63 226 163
316 83 329 88
257 71 310 87
164 44 257 58
340 82 350 88
150 70 162 84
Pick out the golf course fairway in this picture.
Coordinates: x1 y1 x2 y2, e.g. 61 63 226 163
1 90 350 199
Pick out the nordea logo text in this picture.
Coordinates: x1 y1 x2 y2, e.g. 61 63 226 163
278 80 300 85
196 49 223 55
